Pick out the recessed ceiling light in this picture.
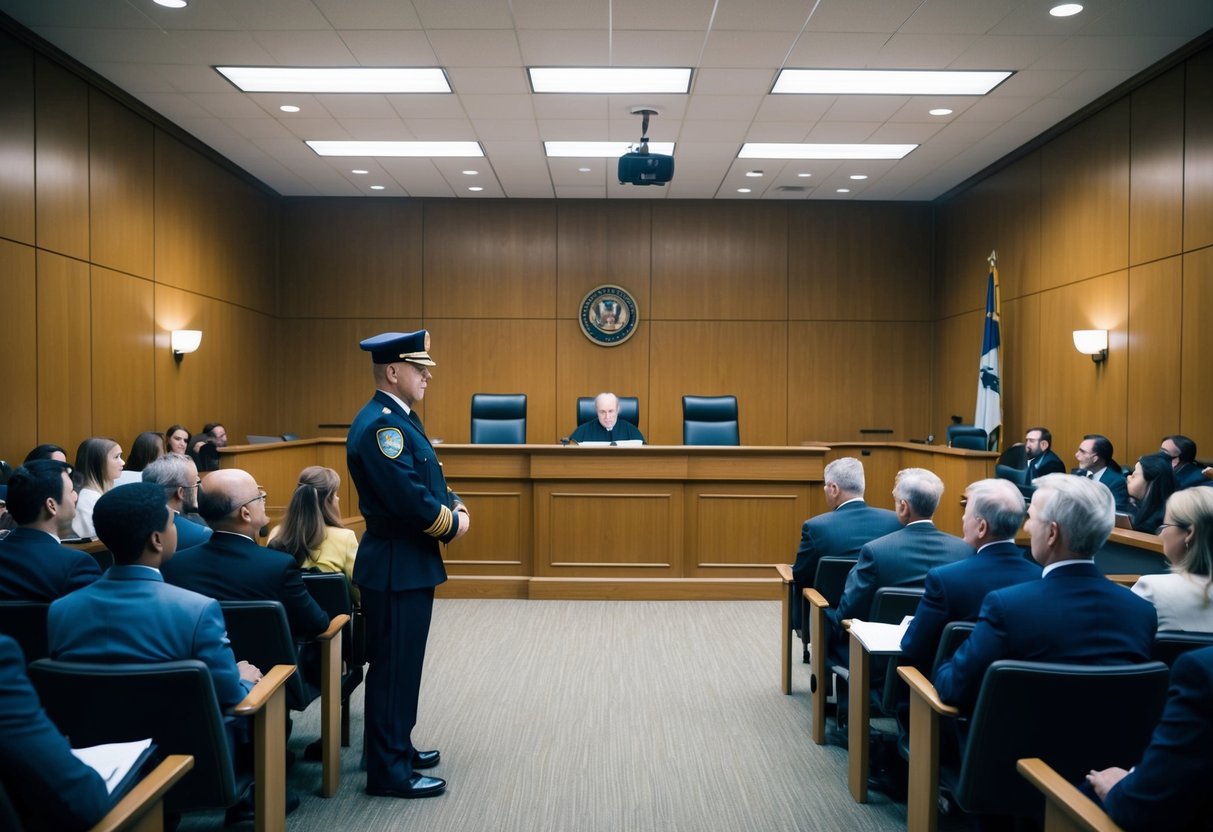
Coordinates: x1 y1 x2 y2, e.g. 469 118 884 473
929 108 953 116
745 170 763 177
773 69 1011 96
797 172 812 178
153 0 187 7
279 104 300 113
216 67 451 93
737 188 752 193
370 185 385 190
528 67 692 94
849 174 868 180
468 186 484 192
461 170 478 175
307 141 484 157
578 167 592 172
739 143 916 160
836 188 851 193
351 169 368 175
544 141 675 157
1049 3 1083 16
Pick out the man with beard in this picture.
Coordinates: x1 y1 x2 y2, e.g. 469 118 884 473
1024 426 1065 484
142 453 212 549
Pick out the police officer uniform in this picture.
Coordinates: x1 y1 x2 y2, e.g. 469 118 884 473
348 330 463 798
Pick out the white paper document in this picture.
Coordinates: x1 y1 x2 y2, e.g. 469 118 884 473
848 615 913 653
71 738 154 794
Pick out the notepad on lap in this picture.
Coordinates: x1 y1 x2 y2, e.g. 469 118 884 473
72 738 156 795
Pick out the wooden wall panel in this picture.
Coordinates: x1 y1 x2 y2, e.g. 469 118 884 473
787 202 933 321
37 251 92 450
997 294 1041 447
1040 101 1130 289
423 201 557 319
555 319 650 439
279 198 422 318
1037 271 1129 460
0 241 37 463
556 202 652 316
789 321 933 443
0 32 35 246
1181 247 1213 444
420 318 559 444
648 321 787 446
650 202 788 320
1186 49 1213 252
34 56 89 260
89 91 154 279
1126 257 1182 461
929 312 982 441
91 267 155 446
1129 67 1184 266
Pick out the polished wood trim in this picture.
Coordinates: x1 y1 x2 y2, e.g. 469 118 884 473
1017 758 1125 832
89 89 154 279
806 588 830 744
900 664 957 832
1129 67 1184 265
0 32 35 246
848 628 872 803
317 614 347 798
526 577 779 601
90 754 193 832
35 55 89 259
0 240 37 461
776 563 793 694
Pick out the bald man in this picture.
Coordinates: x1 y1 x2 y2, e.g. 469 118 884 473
570 392 645 444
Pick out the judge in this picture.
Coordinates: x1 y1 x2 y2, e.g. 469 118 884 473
570 392 645 444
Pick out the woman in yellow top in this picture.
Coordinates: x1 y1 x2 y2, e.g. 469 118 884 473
267 466 359 603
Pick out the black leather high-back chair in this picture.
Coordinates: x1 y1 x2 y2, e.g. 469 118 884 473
218 601 310 711
1152 630 1213 666
812 556 856 607
0 601 50 663
28 658 247 816
576 396 640 428
302 572 364 745
995 463 1028 486
682 395 739 445
470 394 527 444
997 442 1027 469
947 425 988 450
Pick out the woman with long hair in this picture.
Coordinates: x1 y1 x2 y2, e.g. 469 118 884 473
164 424 191 456
267 466 358 602
1132 488 1213 631
117 431 165 485
1127 452 1178 533
71 437 124 539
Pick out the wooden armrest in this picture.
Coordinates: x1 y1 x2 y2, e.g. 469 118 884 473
774 563 793 583
898 665 960 717
804 588 829 609
841 619 852 631
1017 758 1125 832
315 613 351 642
90 755 193 832
1103 574 1139 588
231 664 295 716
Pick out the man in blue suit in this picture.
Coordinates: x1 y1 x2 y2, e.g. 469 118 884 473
1024 427 1065 484
1086 645 1213 830
790 457 901 630
900 478 1041 674
348 330 471 800
0 460 101 601
934 474 1157 713
1074 434 1130 513
141 453 212 550
1161 434 1212 490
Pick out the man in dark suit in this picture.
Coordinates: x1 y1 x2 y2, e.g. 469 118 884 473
1086 645 1213 830
161 468 328 641
141 453 212 550
899 478 1041 675
348 330 471 800
1023 426 1065 484
1161 434 1212 490
827 468 973 661
0 460 101 601
1074 434 1130 512
789 456 901 630
934 473 1156 713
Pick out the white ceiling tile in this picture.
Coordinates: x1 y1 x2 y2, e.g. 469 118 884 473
753 95 835 122
214 0 332 30
803 0 924 34
88 62 177 94
0 0 157 29
684 95 762 121
252 137 320 162
428 30 524 67
509 0 606 30
805 122 880 142
227 118 298 139
950 35 1065 70
533 96 611 120
378 158 457 194
409 0 516 29
954 96 1036 123
1051 69 1136 100
250 30 357 65
867 122 944 143
888 97 978 122
337 119 415 139
472 119 542 141
448 67 531 95
280 117 349 140
313 94 400 119
386 95 470 119
713 0 821 32
134 94 215 123
897 0 1023 36
745 122 811 142
459 94 536 119
700 30 799 69
677 120 749 142
822 95 908 122
536 119 611 139
608 31 706 66
517 30 608 65
314 0 424 30
338 30 439 65
692 68 776 95
991 69 1076 97
1033 36 1187 72
784 33 893 67
1083 0 1213 37
873 33 976 69
157 65 238 94
405 119 480 140
612 0 717 32
555 185 609 198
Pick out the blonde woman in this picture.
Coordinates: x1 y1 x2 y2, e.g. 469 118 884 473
71 438 124 539
267 466 358 602
1132 488 1213 631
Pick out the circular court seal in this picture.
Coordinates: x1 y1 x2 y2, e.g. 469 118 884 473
579 285 639 346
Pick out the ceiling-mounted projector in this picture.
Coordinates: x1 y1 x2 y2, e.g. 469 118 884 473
619 107 673 186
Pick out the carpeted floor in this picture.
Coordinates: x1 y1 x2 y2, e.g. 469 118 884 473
182 599 932 831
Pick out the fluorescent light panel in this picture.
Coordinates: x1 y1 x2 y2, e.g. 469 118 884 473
307 141 483 157
216 66 451 93
773 69 1011 96
739 143 916 160
529 67 691 94
545 141 675 157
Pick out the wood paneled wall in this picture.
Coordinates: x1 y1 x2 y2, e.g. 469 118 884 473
933 43 1213 466
277 199 937 446
0 31 279 466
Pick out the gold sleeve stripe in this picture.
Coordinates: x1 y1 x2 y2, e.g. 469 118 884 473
425 505 454 538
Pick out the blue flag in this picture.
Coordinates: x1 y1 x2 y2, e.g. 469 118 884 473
975 264 1001 450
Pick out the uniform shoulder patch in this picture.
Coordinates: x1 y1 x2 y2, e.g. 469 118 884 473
376 427 404 458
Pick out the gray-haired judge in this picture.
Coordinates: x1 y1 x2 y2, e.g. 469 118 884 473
570 392 645 444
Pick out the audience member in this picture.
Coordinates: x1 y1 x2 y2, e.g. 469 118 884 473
1160 434 1210 490
165 424 190 456
1126 452 1177 533
267 465 359 603
1131 488 1213 631
934 474 1156 713
0 460 101 600
116 431 165 486
141 453 212 550
826 468 973 661
1023 427 1065 483
70 437 124 539
569 393 645 444
202 422 229 448
900 478 1041 674
1073 434 1130 512
1084 645 1213 830
789 457 900 630
0 633 113 831
22 444 68 464
188 431 221 472
162 469 328 640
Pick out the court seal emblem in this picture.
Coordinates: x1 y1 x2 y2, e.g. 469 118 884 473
579 285 639 346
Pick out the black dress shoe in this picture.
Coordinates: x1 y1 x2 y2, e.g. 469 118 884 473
367 774 446 799
303 738 323 762
413 749 440 770
223 790 301 825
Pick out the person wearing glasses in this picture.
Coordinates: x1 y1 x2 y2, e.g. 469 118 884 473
140 453 212 549
1131 488 1213 632
1073 434 1130 513
162 468 328 641
1161 435 1213 490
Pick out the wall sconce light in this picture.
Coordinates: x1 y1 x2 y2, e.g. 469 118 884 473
171 330 202 363
1072 329 1108 364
